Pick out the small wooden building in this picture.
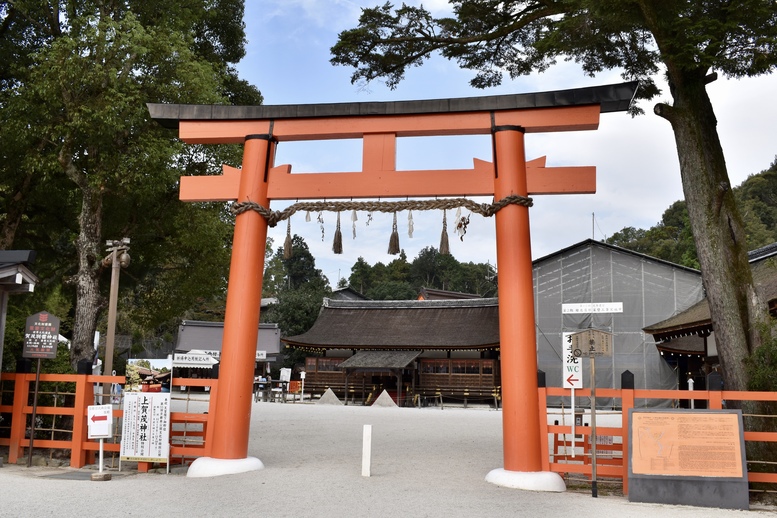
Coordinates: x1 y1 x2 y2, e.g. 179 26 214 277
643 242 777 394
282 298 500 405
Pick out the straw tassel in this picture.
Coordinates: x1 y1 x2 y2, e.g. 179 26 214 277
388 212 400 255
440 210 450 255
283 219 293 259
333 212 343 254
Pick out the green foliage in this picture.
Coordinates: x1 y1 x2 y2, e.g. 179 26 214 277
608 164 777 266
347 245 497 297
0 1 262 368
745 332 777 392
366 280 417 300
284 235 329 291
262 235 330 296
258 235 332 367
331 1 776 112
348 257 374 293
126 362 141 389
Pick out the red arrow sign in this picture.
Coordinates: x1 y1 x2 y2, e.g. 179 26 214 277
91 414 108 422
566 375 579 385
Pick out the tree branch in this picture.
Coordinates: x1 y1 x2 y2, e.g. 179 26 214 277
653 102 675 123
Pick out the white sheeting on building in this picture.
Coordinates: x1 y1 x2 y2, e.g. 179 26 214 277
533 240 704 408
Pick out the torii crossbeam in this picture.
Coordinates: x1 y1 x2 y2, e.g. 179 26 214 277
148 81 637 488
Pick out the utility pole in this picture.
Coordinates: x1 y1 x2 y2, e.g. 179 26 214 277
101 238 130 403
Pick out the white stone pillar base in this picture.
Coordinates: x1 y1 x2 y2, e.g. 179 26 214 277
186 456 265 478
485 468 566 492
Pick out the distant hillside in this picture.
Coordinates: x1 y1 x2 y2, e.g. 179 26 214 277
607 157 777 268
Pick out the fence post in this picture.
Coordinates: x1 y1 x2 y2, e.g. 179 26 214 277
70 373 94 468
537 370 551 471
8 373 30 464
707 371 724 410
620 370 635 495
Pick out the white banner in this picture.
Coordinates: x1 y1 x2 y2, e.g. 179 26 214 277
562 302 623 314
200 349 266 361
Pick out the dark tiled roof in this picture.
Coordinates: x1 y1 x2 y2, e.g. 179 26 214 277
654 335 707 355
644 251 777 340
331 286 370 301
0 250 38 294
0 250 36 267
283 298 500 350
148 82 638 129
748 242 777 262
418 287 482 300
338 350 422 369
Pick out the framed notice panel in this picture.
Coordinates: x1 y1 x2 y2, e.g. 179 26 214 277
120 392 170 463
628 409 748 510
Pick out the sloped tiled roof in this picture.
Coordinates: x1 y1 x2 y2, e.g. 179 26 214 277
0 250 38 294
338 350 422 369
418 287 482 300
644 247 777 341
283 298 500 351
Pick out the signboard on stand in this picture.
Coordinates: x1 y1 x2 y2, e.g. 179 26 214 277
22 311 60 359
120 358 172 464
562 332 583 389
120 392 170 462
88 404 113 439
22 311 61 467
568 328 613 499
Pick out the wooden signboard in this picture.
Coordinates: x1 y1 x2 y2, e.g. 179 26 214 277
23 311 60 359
570 328 612 358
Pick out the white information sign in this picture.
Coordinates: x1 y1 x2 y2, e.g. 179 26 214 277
562 332 583 389
120 392 171 462
562 302 623 314
87 404 113 439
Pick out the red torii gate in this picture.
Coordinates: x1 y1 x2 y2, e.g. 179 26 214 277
149 82 636 488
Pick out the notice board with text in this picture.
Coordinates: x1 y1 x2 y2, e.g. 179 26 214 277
628 409 748 510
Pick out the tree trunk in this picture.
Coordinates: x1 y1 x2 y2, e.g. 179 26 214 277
68 182 105 371
655 68 768 393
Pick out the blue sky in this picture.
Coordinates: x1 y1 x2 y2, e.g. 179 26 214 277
234 1 777 288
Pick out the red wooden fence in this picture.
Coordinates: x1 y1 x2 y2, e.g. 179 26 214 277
2 371 775 491
539 386 777 493
0 372 216 471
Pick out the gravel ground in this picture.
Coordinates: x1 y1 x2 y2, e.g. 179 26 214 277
1 400 774 517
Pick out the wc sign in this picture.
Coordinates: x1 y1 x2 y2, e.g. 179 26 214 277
562 332 583 389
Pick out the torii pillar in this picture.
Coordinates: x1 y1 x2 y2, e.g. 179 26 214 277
149 82 637 485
